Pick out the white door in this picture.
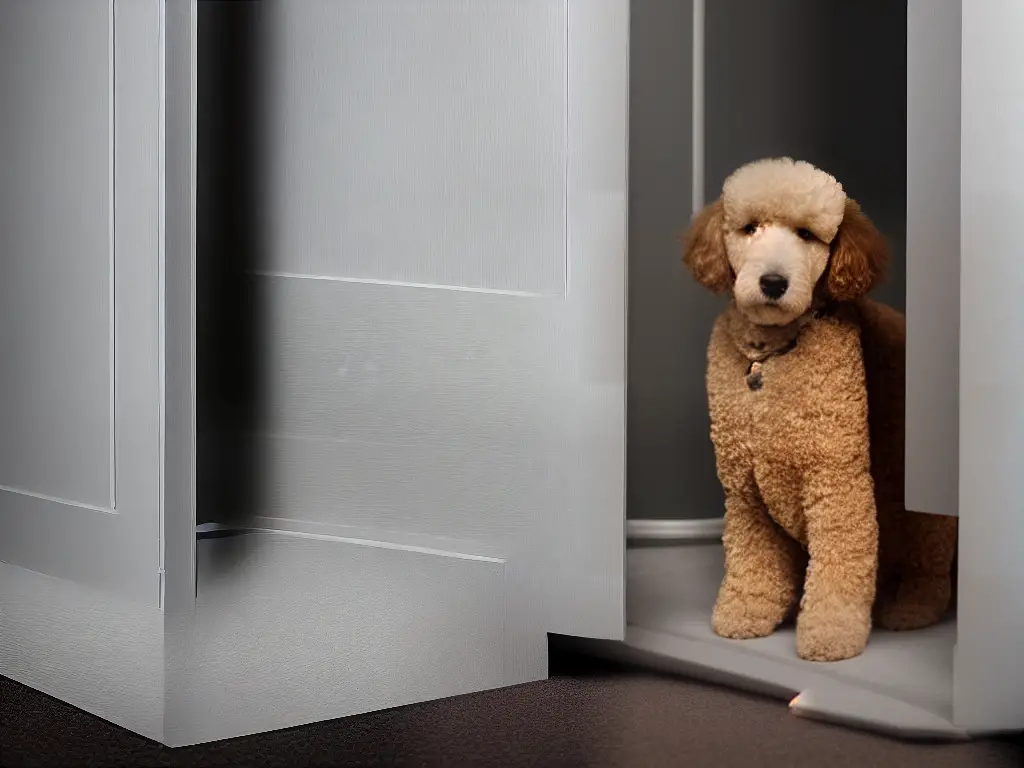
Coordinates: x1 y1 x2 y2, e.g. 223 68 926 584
907 0 1024 733
165 0 628 745
955 0 1024 733
0 0 164 608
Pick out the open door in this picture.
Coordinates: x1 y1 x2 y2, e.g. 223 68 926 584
165 0 628 745
908 0 1024 734
954 0 1024 733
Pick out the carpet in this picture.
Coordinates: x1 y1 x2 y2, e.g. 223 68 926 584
2 648 1022 767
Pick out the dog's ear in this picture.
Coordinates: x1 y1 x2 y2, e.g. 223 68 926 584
682 198 731 293
825 199 889 301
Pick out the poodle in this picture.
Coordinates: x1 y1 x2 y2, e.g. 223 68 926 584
682 157 958 662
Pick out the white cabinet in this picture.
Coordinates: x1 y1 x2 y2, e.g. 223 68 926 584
1 0 1022 748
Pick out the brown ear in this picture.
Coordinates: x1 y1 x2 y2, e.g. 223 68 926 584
825 199 889 301
682 199 731 293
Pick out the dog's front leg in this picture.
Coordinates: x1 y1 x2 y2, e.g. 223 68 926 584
712 486 806 640
796 470 879 662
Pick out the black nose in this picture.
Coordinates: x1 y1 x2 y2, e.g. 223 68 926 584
759 273 789 300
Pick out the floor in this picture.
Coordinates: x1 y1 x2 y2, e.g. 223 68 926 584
616 543 958 736
2 648 1021 768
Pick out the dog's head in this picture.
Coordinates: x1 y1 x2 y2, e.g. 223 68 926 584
682 157 888 326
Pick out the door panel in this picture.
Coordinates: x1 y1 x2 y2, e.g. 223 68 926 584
266 0 567 297
257 279 571 539
0 0 163 606
198 0 626 705
0 0 112 508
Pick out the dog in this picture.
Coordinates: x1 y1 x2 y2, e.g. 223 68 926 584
682 157 957 662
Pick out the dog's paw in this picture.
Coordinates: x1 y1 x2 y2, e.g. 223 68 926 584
711 591 787 640
795 606 871 662
876 576 951 632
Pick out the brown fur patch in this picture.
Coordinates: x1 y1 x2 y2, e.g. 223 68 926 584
682 198 730 293
825 199 890 301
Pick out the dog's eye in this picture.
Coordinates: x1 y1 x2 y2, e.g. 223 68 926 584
795 227 815 242
741 222 758 235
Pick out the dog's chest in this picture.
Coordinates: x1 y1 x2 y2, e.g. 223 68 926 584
712 344 815 442
708 318 867 455
706 314 871 544
712 348 815 540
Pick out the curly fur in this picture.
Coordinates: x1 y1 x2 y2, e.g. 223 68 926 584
683 157 958 662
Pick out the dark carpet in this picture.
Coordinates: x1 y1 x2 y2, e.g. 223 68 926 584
2 648 1022 768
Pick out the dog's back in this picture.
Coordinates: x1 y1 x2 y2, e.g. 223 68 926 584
854 297 907 510
855 297 959 615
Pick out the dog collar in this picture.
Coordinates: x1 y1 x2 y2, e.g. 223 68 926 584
735 303 836 391
745 337 798 391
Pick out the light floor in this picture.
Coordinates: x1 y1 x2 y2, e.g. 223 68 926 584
567 542 961 740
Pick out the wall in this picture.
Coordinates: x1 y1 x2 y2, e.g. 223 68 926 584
626 0 716 522
626 0 908 520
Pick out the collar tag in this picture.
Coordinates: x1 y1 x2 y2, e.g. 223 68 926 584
746 361 764 391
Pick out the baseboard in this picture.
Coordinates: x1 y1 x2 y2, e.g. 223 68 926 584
626 518 724 542
0 560 165 743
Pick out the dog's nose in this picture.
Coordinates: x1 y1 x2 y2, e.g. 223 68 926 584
759 273 789 300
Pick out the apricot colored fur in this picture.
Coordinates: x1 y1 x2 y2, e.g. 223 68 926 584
683 158 958 662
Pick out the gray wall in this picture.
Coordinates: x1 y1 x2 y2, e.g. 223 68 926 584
627 0 908 519
627 0 717 521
